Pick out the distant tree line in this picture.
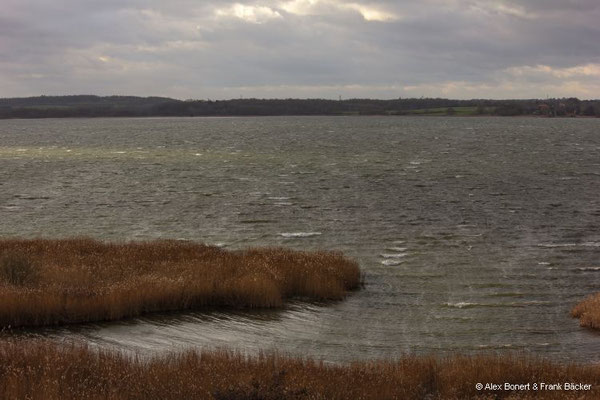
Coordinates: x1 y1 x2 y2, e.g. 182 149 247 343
0 95 598 119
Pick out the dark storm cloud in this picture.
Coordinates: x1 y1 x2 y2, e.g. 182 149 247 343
1 0 599 99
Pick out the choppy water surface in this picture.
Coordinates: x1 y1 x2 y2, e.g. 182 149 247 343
1 116 599 362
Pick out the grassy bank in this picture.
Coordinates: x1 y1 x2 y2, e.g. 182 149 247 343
572 293 600 330
0 340 598 399
0 238 360 328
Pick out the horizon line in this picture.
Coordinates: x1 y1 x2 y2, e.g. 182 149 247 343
2 94 599 102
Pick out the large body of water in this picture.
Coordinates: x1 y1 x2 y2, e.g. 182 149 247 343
1 116 599 362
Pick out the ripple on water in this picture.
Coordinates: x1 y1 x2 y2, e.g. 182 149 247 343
2 115 600 364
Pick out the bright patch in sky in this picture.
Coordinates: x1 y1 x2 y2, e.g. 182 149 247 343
346 3 397 21
505 63 600 79
216 4 282 23
280 0 397 21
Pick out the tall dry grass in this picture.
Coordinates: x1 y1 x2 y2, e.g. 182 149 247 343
0 238 361 328
0 340 599 399
572 293 600 330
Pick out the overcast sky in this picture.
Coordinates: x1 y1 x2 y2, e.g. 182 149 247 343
1 0 599 99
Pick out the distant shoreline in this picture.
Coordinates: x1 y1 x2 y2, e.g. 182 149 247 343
1 113 597 120
1 95 598 119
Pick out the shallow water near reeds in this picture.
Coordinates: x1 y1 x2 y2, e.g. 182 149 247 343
1 116 599 362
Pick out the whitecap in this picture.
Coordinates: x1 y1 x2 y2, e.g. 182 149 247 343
380 253 407 259
582 242 600 247
381 259 404 266
386 247 407 252
511 300 552 306
444 302 477 309
280 232 322 238
538 242 600 248
537 243 577 248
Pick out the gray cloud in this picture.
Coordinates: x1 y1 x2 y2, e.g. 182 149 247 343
1 0 599 99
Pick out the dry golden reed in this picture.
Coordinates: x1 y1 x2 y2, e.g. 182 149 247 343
572 293 600 330
0 340 599 400
0 238 361 328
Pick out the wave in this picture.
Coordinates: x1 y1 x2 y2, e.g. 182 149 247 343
381 259 404 266
386 247 407 252
537 243 577 248
279 232 322 238
444 300 552 309
380 253 408 259
444 302 478 309
538 242 600 248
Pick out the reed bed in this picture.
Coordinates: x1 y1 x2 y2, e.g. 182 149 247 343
572 293 600 330
0 238 361 328
0 340 598 399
